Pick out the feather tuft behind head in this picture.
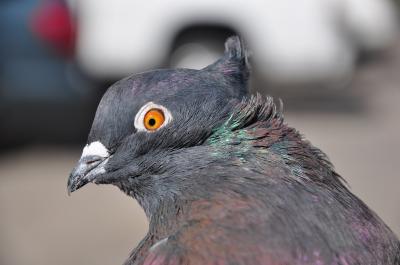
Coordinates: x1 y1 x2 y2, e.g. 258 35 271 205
205 35 250 97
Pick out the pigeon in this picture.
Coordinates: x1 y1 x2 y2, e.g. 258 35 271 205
68 36 400 265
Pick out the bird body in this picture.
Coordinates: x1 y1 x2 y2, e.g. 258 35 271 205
68 36 399 265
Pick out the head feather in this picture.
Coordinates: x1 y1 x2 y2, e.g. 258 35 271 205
205 36 250 97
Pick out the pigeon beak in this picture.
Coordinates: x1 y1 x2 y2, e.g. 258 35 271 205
67 141 110 195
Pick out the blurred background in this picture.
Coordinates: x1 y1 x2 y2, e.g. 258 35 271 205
1 0 399 264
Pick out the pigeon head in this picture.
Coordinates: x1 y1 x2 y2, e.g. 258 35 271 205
67 36 250 198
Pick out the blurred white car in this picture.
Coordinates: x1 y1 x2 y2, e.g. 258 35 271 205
69 0 398 84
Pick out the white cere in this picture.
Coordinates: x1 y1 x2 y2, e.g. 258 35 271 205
81 141 110 158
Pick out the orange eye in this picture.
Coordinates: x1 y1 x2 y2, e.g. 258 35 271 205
143 109 165 131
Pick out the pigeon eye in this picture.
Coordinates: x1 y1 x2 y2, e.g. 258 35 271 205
144 109 164 131
134 102 172 132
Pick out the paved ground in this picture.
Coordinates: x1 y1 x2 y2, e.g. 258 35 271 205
1 43 400 265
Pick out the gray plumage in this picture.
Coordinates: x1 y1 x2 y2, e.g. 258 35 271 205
68 36 400 265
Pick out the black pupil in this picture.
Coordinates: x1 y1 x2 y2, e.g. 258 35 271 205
148 118 156 126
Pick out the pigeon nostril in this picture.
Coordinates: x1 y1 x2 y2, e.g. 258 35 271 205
84 156 103 165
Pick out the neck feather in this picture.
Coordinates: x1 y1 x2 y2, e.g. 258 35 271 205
208 94 344 187
125 95 345 224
